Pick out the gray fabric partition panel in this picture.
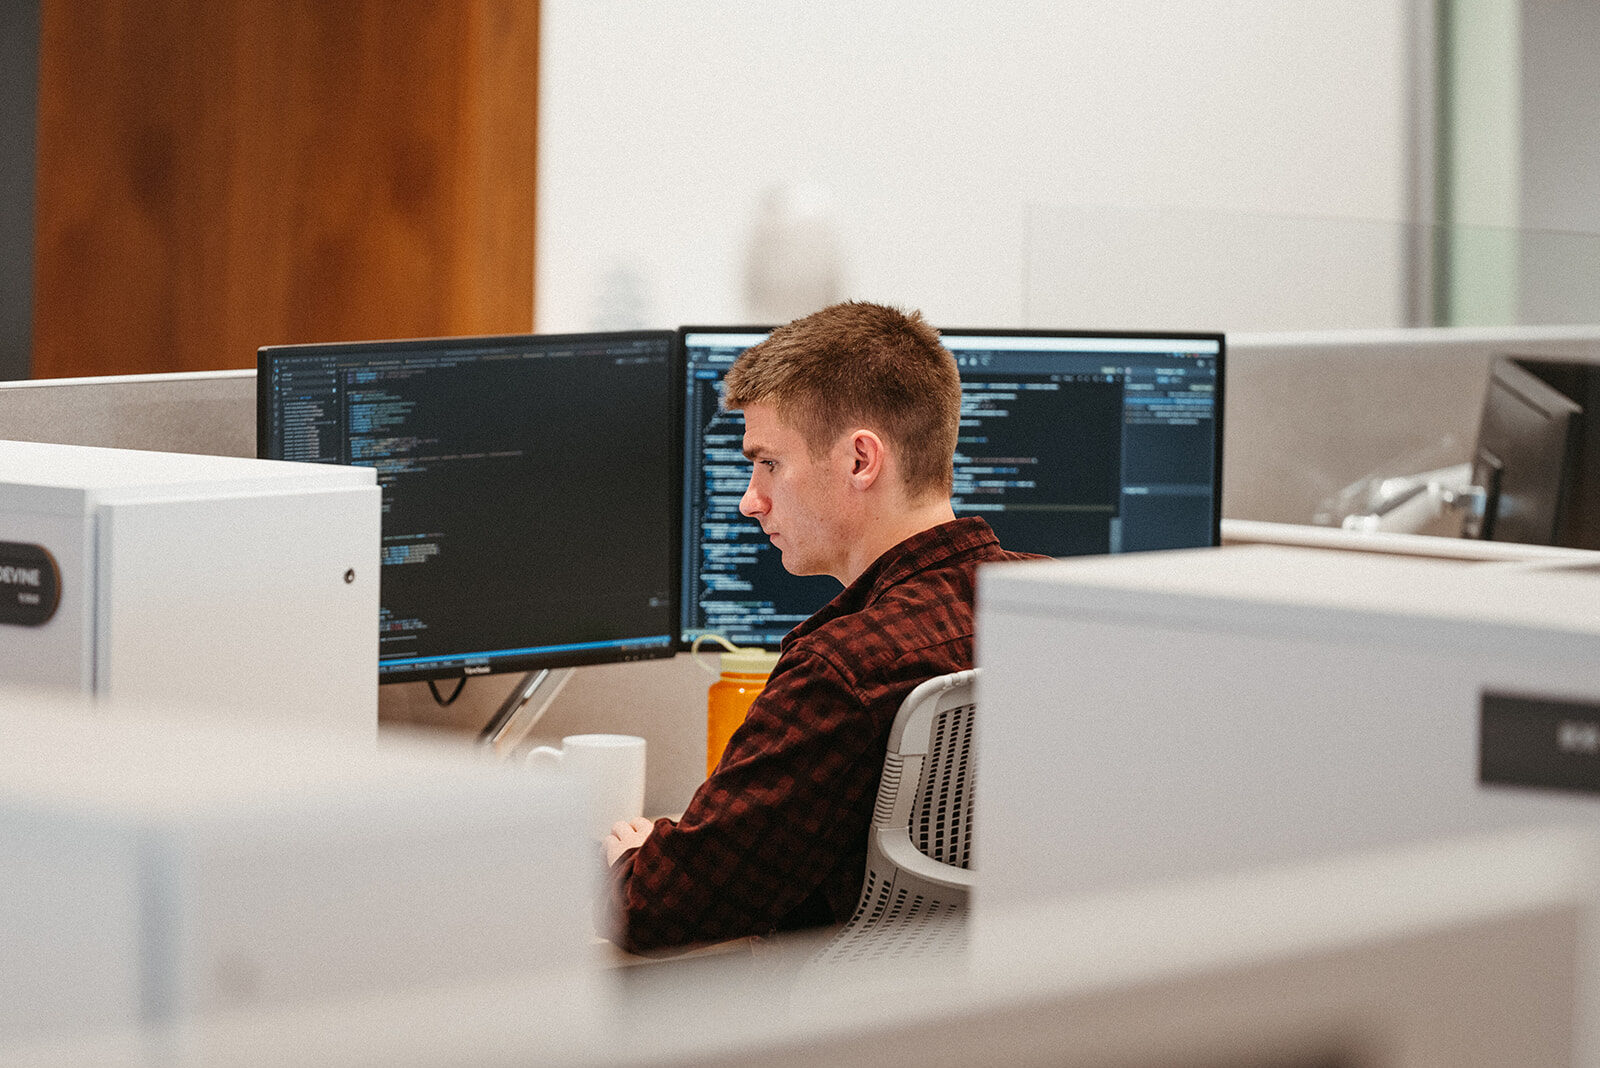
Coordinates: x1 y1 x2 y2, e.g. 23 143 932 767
1224 327 1600 525
0 370 257 458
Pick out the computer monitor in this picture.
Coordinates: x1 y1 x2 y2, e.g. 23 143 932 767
1462 355 1589 547
258 331 680 690
679 326 1224 647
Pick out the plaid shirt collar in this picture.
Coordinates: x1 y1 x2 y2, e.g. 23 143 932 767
782 516 999 652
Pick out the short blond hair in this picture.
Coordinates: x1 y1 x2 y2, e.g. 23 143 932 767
721 302 961 499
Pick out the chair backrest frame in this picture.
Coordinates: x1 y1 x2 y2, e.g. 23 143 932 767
876 669 978 871
805 669 979 969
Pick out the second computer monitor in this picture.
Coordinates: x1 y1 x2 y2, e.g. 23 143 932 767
680 327 1225 647
260 331 681 684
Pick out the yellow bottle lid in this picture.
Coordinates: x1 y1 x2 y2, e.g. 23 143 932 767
692 633 780 678
719 646 780 676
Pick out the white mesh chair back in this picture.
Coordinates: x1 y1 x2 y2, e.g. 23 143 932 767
806 669 978 969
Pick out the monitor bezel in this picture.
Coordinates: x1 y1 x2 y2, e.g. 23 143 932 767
258 330 684 685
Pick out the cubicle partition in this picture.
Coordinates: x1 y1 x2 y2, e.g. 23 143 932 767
977 542 1600 908
15 825 1589 1067
0 369 257 457
1222 325 1600 525
0 692 602 1052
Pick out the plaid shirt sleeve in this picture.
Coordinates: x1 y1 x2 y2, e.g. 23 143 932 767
601 647 888 953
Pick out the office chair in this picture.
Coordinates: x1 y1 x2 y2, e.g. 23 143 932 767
806 669 978 969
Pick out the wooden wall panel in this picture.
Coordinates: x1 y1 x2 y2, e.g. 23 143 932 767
32 1 538 377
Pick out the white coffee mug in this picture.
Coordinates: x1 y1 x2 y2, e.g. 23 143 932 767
526 733 647 840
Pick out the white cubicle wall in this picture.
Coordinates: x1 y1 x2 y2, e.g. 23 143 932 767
0 691 601 1053
13 826 1593 1068
0 440 381 737
975 545 1600 918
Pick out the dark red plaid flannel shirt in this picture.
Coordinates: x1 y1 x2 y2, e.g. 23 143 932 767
602 516 1040 953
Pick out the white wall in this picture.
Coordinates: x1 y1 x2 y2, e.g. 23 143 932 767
538 0 1417 335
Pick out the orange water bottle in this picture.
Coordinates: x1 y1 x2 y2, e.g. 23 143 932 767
693 635 780 776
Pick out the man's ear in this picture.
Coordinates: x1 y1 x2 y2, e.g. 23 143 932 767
847 429 886 488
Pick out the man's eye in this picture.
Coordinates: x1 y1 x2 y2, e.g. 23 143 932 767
758 460 776 470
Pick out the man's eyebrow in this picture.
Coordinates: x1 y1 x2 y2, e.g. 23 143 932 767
741 444 767 461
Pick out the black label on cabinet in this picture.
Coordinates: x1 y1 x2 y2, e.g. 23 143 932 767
1481 691 1600 795
0 542 61 627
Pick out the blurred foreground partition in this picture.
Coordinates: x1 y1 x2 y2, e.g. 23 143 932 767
8 826 1591 1067
0 690 599 1058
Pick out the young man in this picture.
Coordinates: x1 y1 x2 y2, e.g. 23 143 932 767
602 301 1039 953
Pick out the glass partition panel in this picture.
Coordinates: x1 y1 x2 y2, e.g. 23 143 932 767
1023 203 1600 333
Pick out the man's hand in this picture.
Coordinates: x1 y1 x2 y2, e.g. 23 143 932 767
604 815 656 866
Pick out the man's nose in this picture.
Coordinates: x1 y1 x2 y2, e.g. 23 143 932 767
739 475 765 518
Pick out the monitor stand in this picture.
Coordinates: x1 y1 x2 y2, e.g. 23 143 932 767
479 667 576 755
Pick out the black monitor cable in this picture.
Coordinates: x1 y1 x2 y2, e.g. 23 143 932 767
428 678 468 706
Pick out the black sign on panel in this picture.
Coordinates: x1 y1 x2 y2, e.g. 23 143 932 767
0 541 60 626
1480 690 1600 796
